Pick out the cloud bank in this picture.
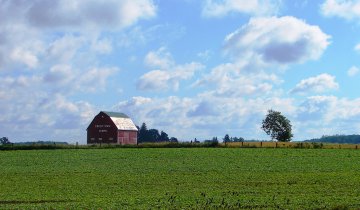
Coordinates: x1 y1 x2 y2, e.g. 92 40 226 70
224 16 330 66
0 0 157 142
321 0 360 21
290 74 339 94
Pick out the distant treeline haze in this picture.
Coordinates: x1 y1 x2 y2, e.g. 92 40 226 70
305 135 360 144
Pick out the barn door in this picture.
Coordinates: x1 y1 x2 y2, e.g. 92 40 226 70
118 131 123 144
124 132 129 144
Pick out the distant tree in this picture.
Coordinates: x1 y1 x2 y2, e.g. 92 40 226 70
194 138 200 143
138 123 148 143
211 137 219 145
305 134 360 144
223 134 230 144
0 137 11 145
262 109 293 142
148 129 160 142
233 137 244 142
159 131 170 142
212 137 218 143
138 122 178 143
204 137 219 146
170 137 178 143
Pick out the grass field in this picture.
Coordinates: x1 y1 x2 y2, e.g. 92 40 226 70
1 148 360 209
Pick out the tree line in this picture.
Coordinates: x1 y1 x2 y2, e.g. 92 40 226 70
137 123 178 143
305 134 360 144
136 109 294 144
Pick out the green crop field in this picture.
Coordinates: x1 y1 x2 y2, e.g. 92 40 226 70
1 148 360 209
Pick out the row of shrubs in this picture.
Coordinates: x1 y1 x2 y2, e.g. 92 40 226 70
1 141 357 151
0 141 220 151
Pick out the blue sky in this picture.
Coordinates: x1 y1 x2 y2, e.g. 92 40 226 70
1 0 360 143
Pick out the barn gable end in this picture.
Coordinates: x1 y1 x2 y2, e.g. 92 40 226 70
87 111 138 145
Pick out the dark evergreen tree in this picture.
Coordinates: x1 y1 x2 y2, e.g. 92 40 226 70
148 129 160 142
232 137 245 142
138 123 148 143
212 137 218 143
223 134 230 143
170 137 178 143
159 131 169 142
138 122 178 143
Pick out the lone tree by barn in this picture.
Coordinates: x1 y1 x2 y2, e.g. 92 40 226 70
0 137 11 145
262 109 293 142
87 111 138 145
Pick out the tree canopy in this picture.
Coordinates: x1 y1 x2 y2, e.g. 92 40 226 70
0 137 11 145
262 109 293 142
223 134 230 143
137 122 177 143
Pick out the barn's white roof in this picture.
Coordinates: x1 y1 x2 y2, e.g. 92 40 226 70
101 111 138 131
110 117 138 131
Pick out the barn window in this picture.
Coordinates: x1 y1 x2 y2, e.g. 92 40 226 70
99 138 102 141
91 138 95 141
109 137 114 140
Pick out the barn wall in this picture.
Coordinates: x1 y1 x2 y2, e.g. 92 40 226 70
87 113 118 144
118 131 137 145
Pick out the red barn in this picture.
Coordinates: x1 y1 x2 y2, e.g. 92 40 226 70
87 111 138 145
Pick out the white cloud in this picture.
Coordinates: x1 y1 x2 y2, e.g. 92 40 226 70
10 48 39 69
197 50 213 61
296 95 360 137
137 62 204 91
0 0 156 30
290 74 339 94
202 0 282 17
47 35 85 63
44 65 73 85
78 67 119 92
0 24 45 70
0 75 42 94
321 0 360 21
187 101 219 117
355 43 360 52
300 96 360 123
144 47 174 69
43 65 118 94
224 16 330 66
0 75 96 142
137 70 171 90
194 62 282 97
139 48 204 91
0 0 157 71
91 38 113 54
348 66 360 77
0 0 157 143
297 95 336 121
